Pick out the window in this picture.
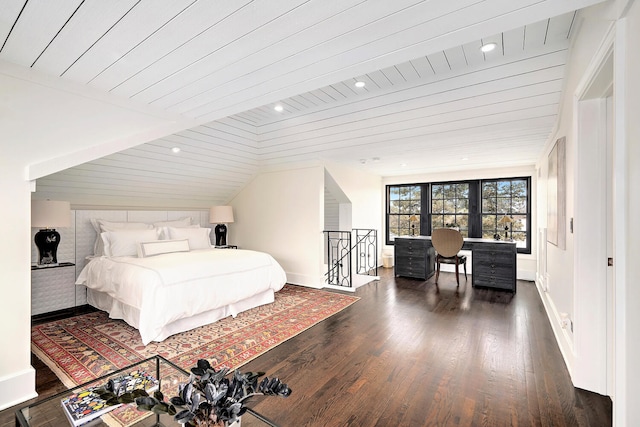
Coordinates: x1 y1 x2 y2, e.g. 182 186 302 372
387 185 422 241
385 177 531 253
481 178 530 252
431 182 469 237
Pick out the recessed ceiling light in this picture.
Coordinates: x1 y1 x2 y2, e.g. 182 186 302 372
354 81 366 88
480 42 497 53
461 157 469 161
171 147 181 153
274 104 284 112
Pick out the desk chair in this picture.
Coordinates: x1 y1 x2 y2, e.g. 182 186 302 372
432 228 467 286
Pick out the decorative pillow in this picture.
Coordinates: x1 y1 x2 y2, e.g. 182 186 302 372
137 239 190 258
90 219 153 256
167 227 212 250
152 217 192 228
101 229 160 257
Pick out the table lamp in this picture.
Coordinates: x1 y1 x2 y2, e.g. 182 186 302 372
32 200 71 265
209 206 234 247
409 215 418 235
498 215 513 240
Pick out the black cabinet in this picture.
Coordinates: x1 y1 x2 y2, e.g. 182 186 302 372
394 237 435 280
393 236 516 292
470 242 516 291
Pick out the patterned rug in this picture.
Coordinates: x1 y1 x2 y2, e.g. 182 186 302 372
32 284 359 388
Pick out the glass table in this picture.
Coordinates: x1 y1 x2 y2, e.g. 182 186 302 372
16 356 278 427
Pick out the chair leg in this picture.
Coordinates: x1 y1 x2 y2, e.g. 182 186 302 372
463 259 467 279
455 261 460 286
435 260 440 284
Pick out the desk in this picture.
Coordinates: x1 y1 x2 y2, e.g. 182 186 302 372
394 236 517 292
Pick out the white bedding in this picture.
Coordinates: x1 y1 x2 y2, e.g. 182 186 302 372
76 248 287 344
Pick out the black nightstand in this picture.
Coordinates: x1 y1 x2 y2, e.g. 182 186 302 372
215 245 238 249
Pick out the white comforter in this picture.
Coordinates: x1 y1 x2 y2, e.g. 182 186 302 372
76 248 287 344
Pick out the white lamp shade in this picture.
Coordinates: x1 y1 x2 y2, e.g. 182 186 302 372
209 206 234 224
32 200 71 228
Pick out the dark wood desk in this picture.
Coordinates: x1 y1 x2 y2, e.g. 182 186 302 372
394 236 517 292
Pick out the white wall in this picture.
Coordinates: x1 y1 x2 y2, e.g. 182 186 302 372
324 163 383 261
230 165 325 287
535 0 620 391
0 161 37 410
620 1 640 424
535 1 640 424
382 165 537 280
324 188 340 231
0 61 196 410
535 1 619 366
230 163 382 288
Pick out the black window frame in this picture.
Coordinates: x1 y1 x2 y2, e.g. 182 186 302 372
385 176 531 254
480 177 532 254
385 184 424 241
430 181 472 237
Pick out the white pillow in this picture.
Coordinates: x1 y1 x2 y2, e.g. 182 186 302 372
101 229 160 257
167 227 212 250
137 239 190 258
90 219 153 256
97 220 153 232
153 217 192 228
157 224 200 240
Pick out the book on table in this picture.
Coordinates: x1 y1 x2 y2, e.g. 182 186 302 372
61 370 159 426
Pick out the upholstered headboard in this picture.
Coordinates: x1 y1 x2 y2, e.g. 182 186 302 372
31 208 210 271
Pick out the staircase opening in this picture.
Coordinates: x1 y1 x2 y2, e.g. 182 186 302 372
323 170 379 290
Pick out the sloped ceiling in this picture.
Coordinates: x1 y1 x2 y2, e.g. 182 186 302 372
1 0 606 208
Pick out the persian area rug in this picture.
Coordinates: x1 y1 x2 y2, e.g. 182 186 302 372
32 284 359 388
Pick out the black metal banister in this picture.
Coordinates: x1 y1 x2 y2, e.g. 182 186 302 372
324 230 351 288
354 229 377 277
323 229 377 288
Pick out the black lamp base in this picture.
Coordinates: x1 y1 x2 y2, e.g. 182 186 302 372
214 224 228 247
34 228 60 265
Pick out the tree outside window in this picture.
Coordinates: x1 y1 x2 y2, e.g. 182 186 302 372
386 177 531 253
482 179 529 249
431 182 469 237
388 185 421 241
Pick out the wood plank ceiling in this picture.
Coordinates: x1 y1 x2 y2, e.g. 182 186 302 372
0 0 606 208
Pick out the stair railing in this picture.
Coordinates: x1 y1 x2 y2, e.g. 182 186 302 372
354 228 377 277
323 229 377 288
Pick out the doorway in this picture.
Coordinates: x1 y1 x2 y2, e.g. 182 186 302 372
573 47 614 396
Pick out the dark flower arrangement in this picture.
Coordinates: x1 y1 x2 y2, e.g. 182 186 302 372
97 359 291 427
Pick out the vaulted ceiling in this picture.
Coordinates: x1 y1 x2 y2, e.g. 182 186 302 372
2 0 606 208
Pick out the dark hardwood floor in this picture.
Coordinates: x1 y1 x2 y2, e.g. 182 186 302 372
3 269 611 426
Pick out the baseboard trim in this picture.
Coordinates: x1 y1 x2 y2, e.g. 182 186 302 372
534 278 575 378
0 366 37 411
285 273 323 289
322 284 356 292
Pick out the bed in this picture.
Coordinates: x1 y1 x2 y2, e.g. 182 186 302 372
75 218 287 345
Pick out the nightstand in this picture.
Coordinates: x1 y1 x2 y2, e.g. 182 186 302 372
31 262 77 316
215 245 238 249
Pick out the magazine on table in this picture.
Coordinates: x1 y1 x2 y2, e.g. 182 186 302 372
61 370 159 426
